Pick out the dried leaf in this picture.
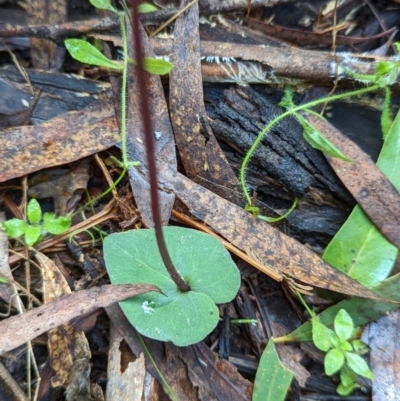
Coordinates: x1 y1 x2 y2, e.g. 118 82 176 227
169 0 240 202
28 159 90 215
0 283 160 355
164 171 381 300
306 115 400 249
35 251 91 390
125 19 176 226
0 102 119 183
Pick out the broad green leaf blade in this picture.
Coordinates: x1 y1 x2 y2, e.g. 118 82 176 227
324 348 345 376
1 219 28 238
323 108 400 287
334 309 354 342
312 318 332 352
252 340 294 401
27 199 42 225
42 214 71 235
323 206 397 287
281 273 400 343
340 365 356 387
104 227 240 345
65 39 122 70
344 352 374 379
24 226 41 246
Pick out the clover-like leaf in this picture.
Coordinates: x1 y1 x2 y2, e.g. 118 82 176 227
104 227 240 346
345 352 374 379
312 317 333 352
24 225 41 246
334 309 354 342
1 219 28 238
324 348 345 376
65 39 122 70
27 198 42 225
42 214 71 235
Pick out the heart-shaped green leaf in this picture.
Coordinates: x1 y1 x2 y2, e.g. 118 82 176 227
104 227 240 346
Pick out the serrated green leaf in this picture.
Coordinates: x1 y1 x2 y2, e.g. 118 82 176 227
1 219 28 238
42 214 71 235
24 226 41 246
27 198 42 225
252 340 294 401
65 39 122 70
324 348 345 376
138 2 158 12
344 352 374 379
104 227 240 346
334 309 354 342
312 317 332 352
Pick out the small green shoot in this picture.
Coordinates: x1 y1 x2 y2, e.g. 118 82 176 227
240 46 400 213
104 227 240 346
1 199 71 246
278 291 373 396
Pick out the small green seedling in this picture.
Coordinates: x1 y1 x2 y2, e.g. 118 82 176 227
1 199 71 246
241 44 400 217
310 307 373 395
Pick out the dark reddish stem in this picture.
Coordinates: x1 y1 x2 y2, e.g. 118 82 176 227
130 1 190 293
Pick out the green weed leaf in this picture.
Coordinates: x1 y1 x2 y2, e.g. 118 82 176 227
42 214 71 235
65 39 122 70
297 114 352 162
24 225 41 246
27 198 42 225
351 339 368 354
252 340 294 401
104 227 240 346
130 57 173 75
337 382 359 396
89 0 116 12
324 348 345 376
340 341 353 352
1 219 28 238
312 317 332 352
344 352 374 379
340 365 356 387
334 309 354 342
138 2 158 12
